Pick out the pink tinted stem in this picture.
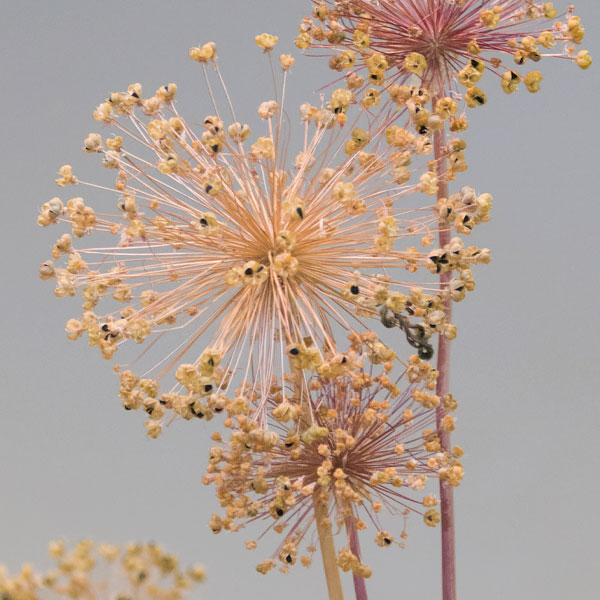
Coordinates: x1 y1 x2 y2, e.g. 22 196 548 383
433 116 457 600
345 516 368 600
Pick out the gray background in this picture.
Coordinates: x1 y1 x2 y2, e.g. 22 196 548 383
1 1 599 598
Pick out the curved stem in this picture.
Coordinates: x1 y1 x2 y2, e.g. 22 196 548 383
433 119 457 600
345 515 368 600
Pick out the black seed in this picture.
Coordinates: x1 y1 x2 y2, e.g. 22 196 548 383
285 554 293 563
289 347 300 356
419 346 434 360
350 285 359 295
245 267 254 276
296 207 304 219
211 144 219 153
275 508 284 517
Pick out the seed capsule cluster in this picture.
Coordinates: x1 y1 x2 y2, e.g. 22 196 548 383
202 334 464 577
300 1 591 118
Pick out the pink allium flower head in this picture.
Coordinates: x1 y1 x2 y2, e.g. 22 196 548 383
301 1 591 97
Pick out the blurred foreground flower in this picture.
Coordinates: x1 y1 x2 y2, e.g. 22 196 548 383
203 334 463 579
38 42 490 434
0 540 204 600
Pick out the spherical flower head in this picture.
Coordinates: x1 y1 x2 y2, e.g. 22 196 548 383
203 335 463 577
301 1 591 107
38 43 492 435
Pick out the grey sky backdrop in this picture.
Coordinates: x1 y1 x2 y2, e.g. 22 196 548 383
1 1 599 599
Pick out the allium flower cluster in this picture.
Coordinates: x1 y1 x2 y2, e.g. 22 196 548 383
37 41 491 435
0 540 205 600
203 333 464 578
299 1 591 110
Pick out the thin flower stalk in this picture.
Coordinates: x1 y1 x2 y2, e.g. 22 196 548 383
433 113 456 600
345 514 368 600
315 491 345 599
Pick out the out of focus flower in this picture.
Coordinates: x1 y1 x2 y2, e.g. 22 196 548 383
0 540 205 600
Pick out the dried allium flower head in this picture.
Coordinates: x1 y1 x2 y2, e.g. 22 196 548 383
38 40 491 434
202 333 464 578
301 1 591 104
0 540 205 600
